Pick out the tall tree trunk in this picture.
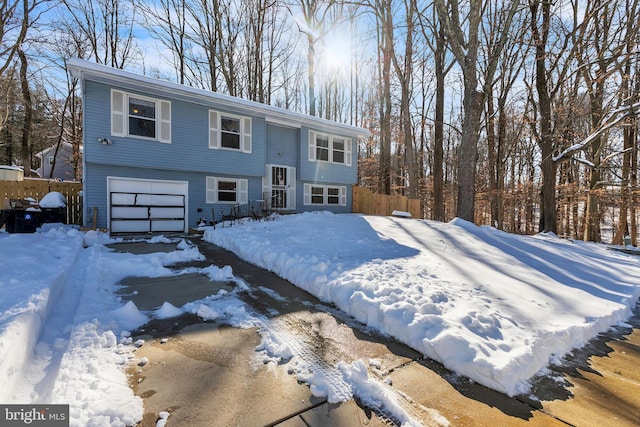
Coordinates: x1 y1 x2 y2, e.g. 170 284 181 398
432 19 446 221
390 0 417 198
435 0 520 222
530 0 557 233
486 89 498 226
377 2 392 195
457 86 483 222
18 49 32 177
307 32 316 116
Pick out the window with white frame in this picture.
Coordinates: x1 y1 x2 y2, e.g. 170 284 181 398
332 137 345 164
304 184 347 206
311 186 324 204
316 134 330 161
206 176 248 204
327 187 341 205
308 131 352 166
111 90 171 143
209 110 252 153
48 156 54 166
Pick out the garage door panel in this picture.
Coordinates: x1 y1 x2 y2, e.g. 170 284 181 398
136 194 184 206
149 207 184 218
111 220 152 233
112 206 149 219
111 193 137 205
151 220 185 232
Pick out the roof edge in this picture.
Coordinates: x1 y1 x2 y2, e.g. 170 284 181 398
68 58 371 137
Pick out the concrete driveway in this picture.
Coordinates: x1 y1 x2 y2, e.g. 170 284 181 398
109 237 640 427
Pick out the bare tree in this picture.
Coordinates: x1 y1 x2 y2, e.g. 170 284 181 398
292 0 337 116
137 0 191 84
574 0 640 241
434 0 520 222
0 0 34 75
61 0 137 69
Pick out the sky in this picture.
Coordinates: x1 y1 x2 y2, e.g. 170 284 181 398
1 212 639 426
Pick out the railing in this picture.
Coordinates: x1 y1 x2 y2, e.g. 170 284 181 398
0 179 83 225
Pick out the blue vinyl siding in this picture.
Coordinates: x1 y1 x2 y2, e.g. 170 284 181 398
84 163 263 229
299 126 357 184
84 81 266 177
266 124 298 167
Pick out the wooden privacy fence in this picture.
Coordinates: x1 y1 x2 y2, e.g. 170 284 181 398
352 186 421 218
0 179 83 225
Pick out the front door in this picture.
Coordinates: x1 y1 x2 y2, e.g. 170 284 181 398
264 165 296 210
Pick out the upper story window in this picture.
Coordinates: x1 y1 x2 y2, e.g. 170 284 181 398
209 110 252 153
111 89 171 143
316 134 330 161
128 97 156 138
308 131 352 166
221 116 241 149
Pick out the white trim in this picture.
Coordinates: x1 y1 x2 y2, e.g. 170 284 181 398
345 138 352 167
303 184 347 206
308 131 351 165
111 90 171 143
106 176 188 233
159 99 171 143
69 58 369 138
111 89 125 136
209 109 252 153
206 176 249 204
208 110 220 149
265 164 296 210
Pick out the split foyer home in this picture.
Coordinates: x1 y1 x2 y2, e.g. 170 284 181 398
68 59 370 233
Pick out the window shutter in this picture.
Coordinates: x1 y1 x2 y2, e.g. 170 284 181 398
238 179 248 204
262 165 272 200
206 177 217 203
241 117 252 153
111 90 125 136
345 138 352 166
303 183 311 205
287 167 296 209
340 186 347 206
209 110 220 149
308 131 316 161
159 100 171 143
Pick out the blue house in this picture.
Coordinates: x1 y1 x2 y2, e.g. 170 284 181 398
68 59 369 233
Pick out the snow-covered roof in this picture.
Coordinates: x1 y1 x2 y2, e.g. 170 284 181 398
67 58 371 138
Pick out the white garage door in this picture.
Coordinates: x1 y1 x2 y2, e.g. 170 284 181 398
108 177 188 233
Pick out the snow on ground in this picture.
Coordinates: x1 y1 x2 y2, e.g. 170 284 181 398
0 226 211 426
204 212 640 397
2 212 640 426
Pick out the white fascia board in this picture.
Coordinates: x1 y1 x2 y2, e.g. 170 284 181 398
68 59 371 138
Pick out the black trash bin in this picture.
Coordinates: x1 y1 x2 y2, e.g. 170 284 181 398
5 209 42 233
41 207 67 224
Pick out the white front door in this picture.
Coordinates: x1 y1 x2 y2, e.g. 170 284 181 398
263 165 296 210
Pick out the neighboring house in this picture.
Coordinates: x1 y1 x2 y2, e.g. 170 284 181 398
35 142 77 181
68 59 370 233
0 165 24 181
